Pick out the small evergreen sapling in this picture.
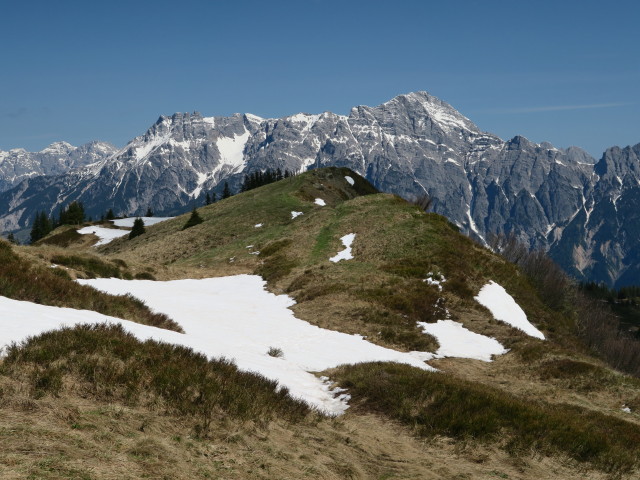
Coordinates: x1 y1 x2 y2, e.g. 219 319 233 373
129 217 146 239
222 182 232 199
182 208 203 230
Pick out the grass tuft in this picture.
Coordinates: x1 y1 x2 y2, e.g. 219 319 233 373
267 347 284 358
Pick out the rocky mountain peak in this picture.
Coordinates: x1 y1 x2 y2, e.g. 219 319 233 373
40 141 76 154
594 143 640 180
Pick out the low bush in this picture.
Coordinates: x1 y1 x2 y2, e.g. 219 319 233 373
2 324 310 436
334 362 640 473
134 272 156 280
256 254 297 282
50 254 123 278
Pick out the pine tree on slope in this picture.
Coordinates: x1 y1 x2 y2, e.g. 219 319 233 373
129 217 145 239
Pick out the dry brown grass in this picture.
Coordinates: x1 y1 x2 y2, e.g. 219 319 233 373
0 370 618 480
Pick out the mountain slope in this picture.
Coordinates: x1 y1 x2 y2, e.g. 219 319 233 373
3 167 640 478
0 92 638 286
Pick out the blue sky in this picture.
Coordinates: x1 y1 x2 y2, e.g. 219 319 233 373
1 0 638 157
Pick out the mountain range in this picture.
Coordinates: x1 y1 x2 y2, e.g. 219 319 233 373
1 91 638 287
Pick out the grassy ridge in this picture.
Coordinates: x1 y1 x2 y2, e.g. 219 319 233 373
334 362 640 473
97 168 567 351
0 240 180 331
1 323 311 436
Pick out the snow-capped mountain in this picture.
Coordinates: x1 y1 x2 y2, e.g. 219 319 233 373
0 92 638 286
0 141 117 192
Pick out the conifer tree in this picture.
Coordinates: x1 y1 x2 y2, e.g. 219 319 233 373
222 182 231 199
145 207 153 217
182 207 203 230
30 211 52 243
7 232 18 245
30 214 41 244
59 201 85 225
129 217 145 239
205 192 211 205
106 208 115 220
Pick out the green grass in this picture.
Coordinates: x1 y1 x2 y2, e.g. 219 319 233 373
0 240 181 331
333 362 640 473
2 323 311 436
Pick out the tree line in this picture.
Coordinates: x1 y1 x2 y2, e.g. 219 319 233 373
240 168 292 193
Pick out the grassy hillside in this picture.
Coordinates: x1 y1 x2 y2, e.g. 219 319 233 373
3 167 640 478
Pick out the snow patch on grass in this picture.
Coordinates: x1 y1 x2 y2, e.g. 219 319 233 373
77 226 129 246
330 233 355 263
291 211 303 219
474 281 545 340
344 175 355 186
314 198 326 206
1 276 436 415
417 320 507 362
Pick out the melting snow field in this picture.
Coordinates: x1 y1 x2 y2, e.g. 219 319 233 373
77 226 129 246
314 198 326 206
330 233 355 262
474 281 545 340
344 175 355 186
78 217 174 246
291 211 303 219
0 274 531 414
0 276 434 415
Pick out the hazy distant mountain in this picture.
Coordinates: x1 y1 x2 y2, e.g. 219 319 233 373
0 92 638 287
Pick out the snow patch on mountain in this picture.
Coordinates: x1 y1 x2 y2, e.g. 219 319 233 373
216 129 250 170
475 281 545 339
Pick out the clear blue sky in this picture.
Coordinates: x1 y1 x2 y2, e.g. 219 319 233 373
1 0 638 158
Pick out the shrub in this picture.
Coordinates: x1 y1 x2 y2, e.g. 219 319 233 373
267 347 284 358
2 324 310 435
334 362 640 473
134 272 156 280
50 254 123 278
